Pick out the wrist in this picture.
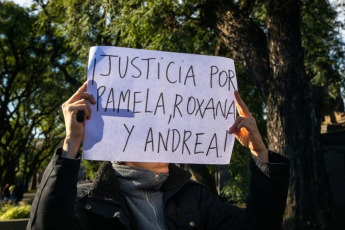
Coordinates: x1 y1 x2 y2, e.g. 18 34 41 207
62 136 82 159
251 148 269 163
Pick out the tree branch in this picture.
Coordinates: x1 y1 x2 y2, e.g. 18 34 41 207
202 0 269 100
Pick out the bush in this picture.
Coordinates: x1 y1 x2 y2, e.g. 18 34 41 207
0 204 31 220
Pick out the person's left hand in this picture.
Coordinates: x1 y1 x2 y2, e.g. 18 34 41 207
228 91 268 162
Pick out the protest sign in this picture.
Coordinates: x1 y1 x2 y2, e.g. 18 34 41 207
83 46 238 164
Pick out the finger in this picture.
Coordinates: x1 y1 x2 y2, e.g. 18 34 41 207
229 116 257 134
228 116 244 134
80 92 96 104
233 120 247 134
73 99 92 119
66 82 88 104
234 91 251 117
65 100 92 120
234 126 249 145
71 107 89 123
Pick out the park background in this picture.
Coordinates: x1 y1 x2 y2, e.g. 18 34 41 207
0 0 344 229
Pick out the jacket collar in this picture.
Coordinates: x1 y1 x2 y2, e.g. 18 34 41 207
88 162 192 203
162 164 192 192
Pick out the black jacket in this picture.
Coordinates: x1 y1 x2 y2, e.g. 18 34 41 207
27 148 290 230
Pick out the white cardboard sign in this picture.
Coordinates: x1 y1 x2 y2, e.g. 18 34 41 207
83 46 237 164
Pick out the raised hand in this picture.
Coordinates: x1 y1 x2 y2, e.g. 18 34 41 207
61 82 96 158
228 91 268 162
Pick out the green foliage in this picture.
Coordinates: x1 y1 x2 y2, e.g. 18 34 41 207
0 1 83 186
302 0 345 100
219 142 250 204
112 0 216 53
39 0 216 61
248 0 345 107
0 204 31 220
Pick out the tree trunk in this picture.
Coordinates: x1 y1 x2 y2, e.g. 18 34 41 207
266 1 334 228
30 173 37 191
204 0 336 228
3 164 16 185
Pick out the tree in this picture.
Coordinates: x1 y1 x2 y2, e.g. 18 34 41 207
202 0 344 228
35 0 344 228
0 1 83 187
301 0 345 115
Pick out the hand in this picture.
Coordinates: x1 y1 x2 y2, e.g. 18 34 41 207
228 91 268 162
61 82 96 158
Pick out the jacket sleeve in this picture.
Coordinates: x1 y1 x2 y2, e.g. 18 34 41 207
201 151 290 230
245 151 290 229
27 148 81 230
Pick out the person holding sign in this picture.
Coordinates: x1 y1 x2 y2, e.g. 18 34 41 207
27 82 289 230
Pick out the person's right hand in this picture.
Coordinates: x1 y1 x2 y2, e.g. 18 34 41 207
61 82 96 158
